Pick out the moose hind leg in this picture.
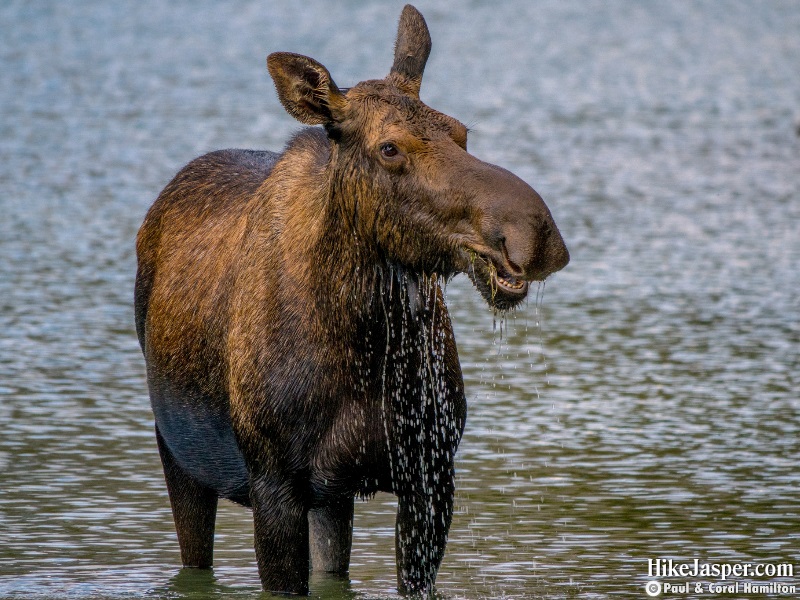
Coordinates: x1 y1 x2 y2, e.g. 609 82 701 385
156 426 218 568
251 475 310 594
309 496 354 574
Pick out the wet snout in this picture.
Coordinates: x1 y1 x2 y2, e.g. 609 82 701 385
476 163 569 282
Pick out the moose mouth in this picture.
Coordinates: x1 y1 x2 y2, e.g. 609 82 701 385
465 251 530 310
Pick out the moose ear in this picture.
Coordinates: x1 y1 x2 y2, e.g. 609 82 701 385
267 52 348 125
389 5 432 97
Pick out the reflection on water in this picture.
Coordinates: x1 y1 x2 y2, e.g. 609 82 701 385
1 0 798 598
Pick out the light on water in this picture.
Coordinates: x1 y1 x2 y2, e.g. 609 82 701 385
2 0 800 598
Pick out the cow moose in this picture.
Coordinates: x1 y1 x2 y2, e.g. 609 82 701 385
135 4 568 596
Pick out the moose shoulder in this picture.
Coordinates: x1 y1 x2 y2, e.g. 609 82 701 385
135 4 568 596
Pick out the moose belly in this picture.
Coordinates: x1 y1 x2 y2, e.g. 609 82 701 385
150 380 250 505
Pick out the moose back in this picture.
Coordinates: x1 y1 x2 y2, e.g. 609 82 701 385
135 4 568 595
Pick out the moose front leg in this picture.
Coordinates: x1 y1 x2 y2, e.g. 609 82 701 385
309 496 354 574
394 469 455 595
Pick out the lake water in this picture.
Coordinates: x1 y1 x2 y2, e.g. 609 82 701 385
1 1 798 598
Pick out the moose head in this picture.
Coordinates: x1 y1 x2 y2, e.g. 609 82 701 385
268 5 568 310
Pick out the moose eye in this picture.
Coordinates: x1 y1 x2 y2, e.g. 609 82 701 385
380 143 399 159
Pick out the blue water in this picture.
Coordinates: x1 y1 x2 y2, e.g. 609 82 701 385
1 1 799 598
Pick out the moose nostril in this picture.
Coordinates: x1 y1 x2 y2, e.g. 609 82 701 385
500 240 523 276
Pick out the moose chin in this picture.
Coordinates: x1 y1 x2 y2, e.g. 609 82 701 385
135 4 568 596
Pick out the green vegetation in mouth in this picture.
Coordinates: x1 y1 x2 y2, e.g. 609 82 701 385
466 248 498 302
466 248 478 266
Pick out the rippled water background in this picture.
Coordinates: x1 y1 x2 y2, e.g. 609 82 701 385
2 1 798 598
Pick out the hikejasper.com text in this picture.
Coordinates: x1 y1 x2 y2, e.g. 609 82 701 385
649 559 794 581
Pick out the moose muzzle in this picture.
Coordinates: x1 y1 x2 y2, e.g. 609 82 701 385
463 159 569 309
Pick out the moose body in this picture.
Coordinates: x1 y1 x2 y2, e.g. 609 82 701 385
135 5 568 596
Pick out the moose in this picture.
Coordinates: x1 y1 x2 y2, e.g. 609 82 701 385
135 4 568 596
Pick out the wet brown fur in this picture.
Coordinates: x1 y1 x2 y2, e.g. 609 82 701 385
135 5 567 596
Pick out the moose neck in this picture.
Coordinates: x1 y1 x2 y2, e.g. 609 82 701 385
315 135 429 326
314 196 435 339
266 128 447 352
